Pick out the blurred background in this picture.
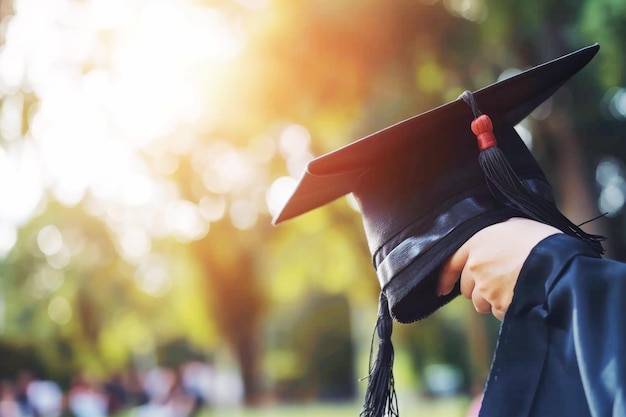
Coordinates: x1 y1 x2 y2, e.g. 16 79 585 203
0 0 625 416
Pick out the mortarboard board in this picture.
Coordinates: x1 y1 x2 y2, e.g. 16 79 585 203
272 44 603 417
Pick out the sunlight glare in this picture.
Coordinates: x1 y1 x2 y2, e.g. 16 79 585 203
3 0 247 221
109 0 244 146
265 176 298 218
1 0 260 260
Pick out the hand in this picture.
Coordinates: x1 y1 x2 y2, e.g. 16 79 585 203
437 217 562 320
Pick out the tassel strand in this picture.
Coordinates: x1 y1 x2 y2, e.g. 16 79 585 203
360 292 399 417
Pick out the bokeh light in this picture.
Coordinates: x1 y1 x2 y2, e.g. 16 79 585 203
279 124 314 178
602 87 626 119
596 156 626 216
48 295 72 325
266 176 298 219
443 0 488 22
37 225 63 256
32 266 64 297
134 254 172 297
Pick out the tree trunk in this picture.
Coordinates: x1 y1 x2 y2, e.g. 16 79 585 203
194 224 266 406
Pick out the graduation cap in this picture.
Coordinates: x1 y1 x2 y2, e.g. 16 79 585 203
273 44 603 417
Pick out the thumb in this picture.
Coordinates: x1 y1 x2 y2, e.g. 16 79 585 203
437 241 469 296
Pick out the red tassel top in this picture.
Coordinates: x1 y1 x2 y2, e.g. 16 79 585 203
471 114 497 151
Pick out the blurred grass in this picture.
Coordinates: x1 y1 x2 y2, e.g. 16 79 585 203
116 398 470 417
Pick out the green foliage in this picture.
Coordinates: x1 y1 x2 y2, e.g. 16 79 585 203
581 0 626 86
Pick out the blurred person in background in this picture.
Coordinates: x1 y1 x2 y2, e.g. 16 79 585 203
180 358 216 415
0 379 22 417
25 377 62 417
67 375 107 417
130 366 194 417
14 372 34 417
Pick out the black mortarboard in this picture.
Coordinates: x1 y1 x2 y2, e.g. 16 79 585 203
272 44 603 417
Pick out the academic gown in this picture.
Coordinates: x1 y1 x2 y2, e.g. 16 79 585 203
479 233 626 417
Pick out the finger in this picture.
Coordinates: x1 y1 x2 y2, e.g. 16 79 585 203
492 306 505 321
459 262 475 300
437 243 469 296
472 291 492 314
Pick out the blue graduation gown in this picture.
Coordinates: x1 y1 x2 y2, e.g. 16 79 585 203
479 234 626 417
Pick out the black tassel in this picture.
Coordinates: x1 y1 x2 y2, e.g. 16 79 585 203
360 292 399 417
478 146 605 254
460 90 605 255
